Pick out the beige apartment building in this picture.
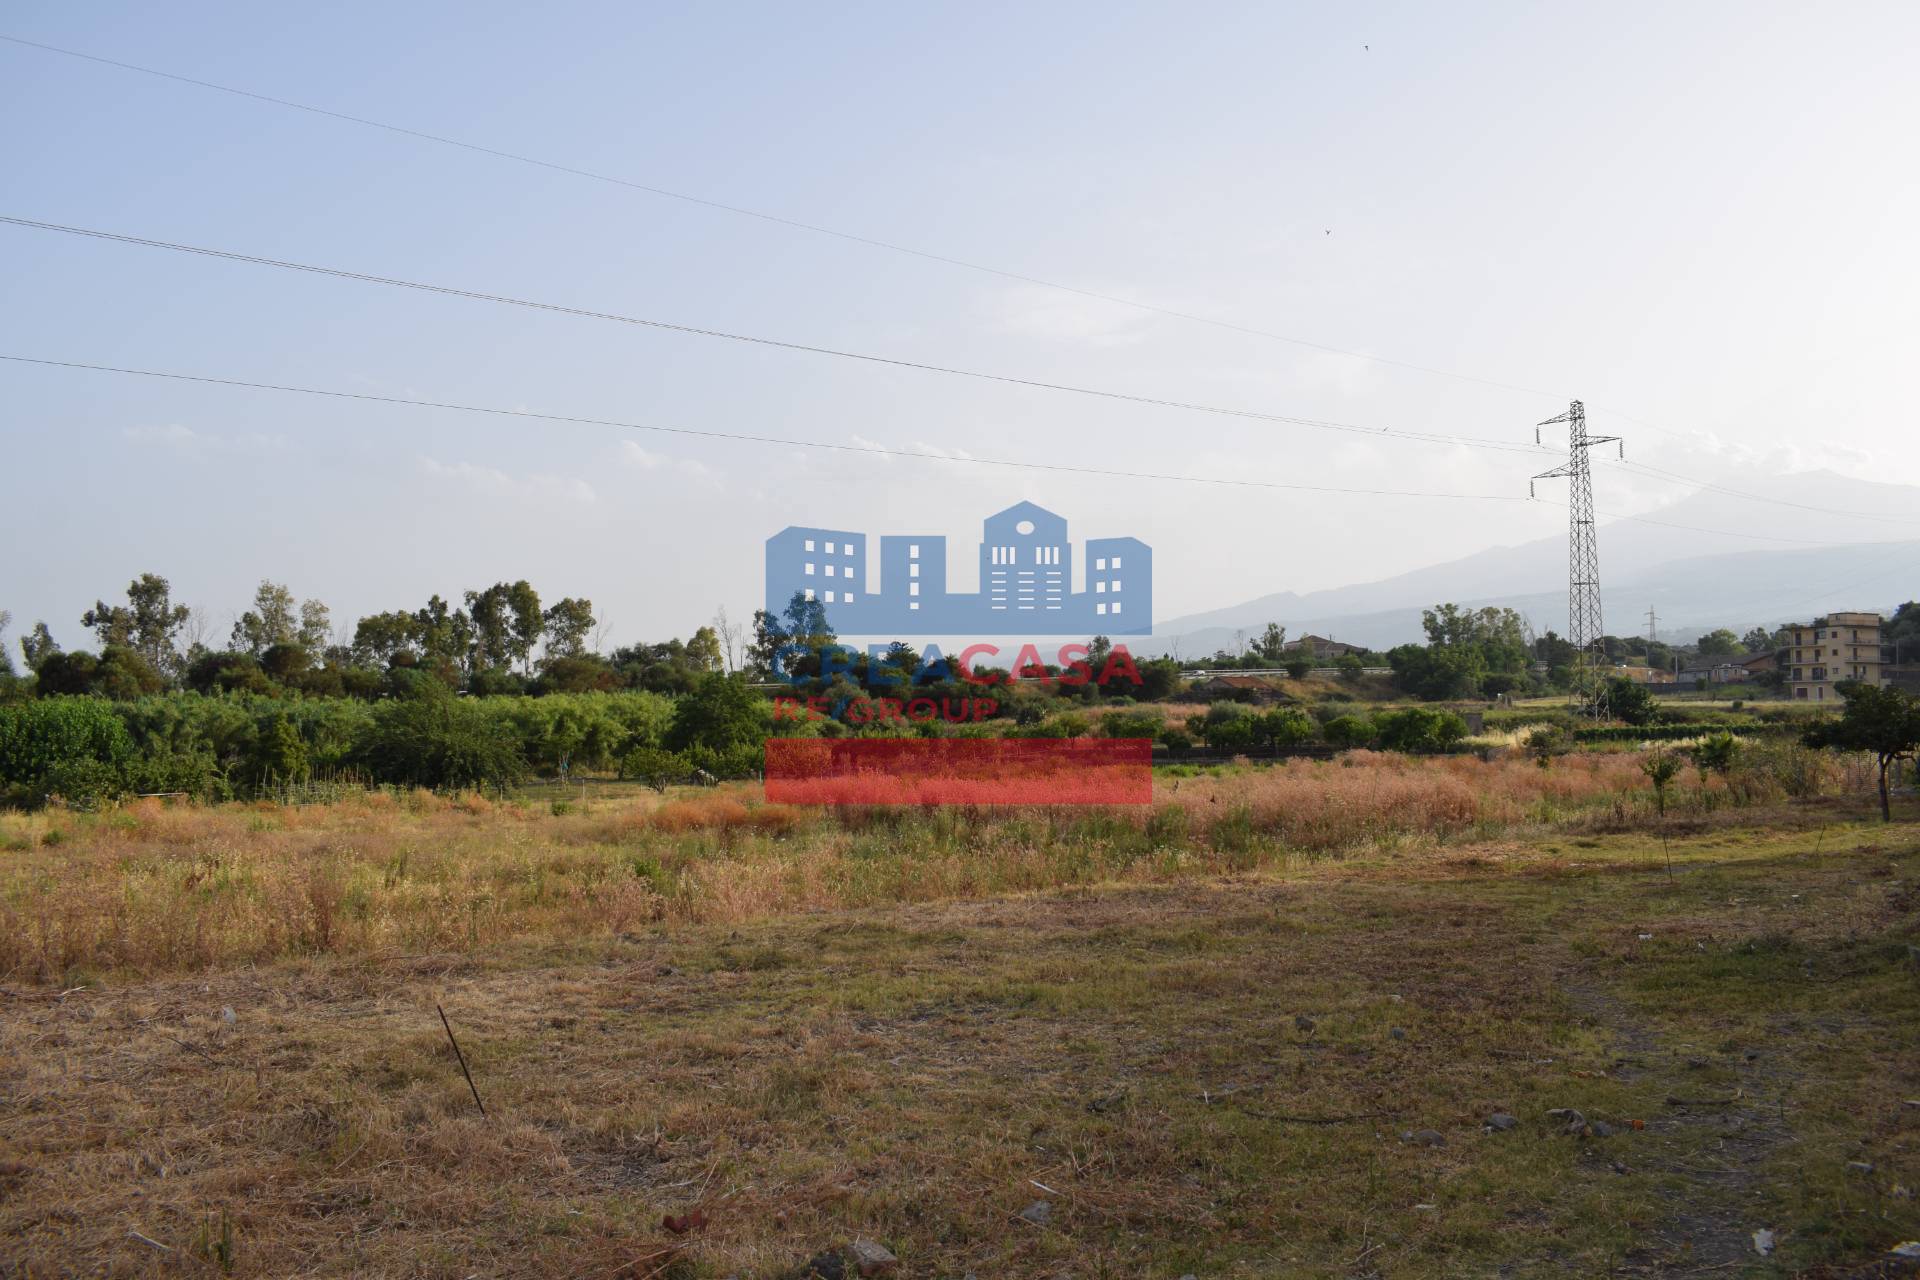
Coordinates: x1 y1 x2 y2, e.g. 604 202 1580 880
1785 611 1889 702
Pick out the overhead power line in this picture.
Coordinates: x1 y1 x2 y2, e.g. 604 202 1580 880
0 31 1616 414
0 214 1554 459
1603 456 1920 527
0 353 1525 499
0 352 1850 548
5 32 1743 450
9 215 1910 532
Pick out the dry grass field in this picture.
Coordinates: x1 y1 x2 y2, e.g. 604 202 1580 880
2 753 1917 1277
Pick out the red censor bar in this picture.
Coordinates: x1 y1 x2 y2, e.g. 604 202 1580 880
764 737 1153 806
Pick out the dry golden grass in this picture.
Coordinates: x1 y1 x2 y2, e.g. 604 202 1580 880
0 749 1880 986
2 819 1916 1277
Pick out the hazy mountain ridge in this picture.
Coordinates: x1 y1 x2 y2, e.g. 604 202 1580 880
1147 470 1920 655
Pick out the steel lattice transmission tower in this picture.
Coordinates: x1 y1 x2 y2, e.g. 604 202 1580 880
1531 400 1622 715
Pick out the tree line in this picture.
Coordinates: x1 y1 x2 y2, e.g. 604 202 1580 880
0 574 737 701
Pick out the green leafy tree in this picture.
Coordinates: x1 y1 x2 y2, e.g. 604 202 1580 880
1695 628 1742 657
90 647 168 699
1322 715 1375 750
1604 676 1661 727
1641 750 1682 815
1886 602 1920 666
464 584 515 671
1137 658 1180 701
414 595 474 683
1387 642 1485 701
261 643 312 682
248 713 310 788
1740 626 1778 654
35 650 98 696
1335 652 1366 683
506 580 544 675
1254 623 1287 663
0 697 136 807
620 744 688 792
297 599 332 653
1200 703 1257 751
537 655 621 693
352 610 423 668
542 597 596 659
748 592 837 679
1804 682 1920 821
1374 707 1468 753
79 574 189 676
355 686 525 790
666 673 768 755
20 621 59 672
0 611 11 679
685 625 724 673
230 581 300 657
1526 725 1568 768
1256 707 1316 747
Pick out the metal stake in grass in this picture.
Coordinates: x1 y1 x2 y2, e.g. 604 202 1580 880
437 1003 487 1117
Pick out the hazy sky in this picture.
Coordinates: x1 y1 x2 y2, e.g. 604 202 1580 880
4 1 1917 652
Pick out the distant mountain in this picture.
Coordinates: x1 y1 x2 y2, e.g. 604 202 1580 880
1146 469 1920 656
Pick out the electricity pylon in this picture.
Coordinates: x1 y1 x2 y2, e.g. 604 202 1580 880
1530 400 1621 716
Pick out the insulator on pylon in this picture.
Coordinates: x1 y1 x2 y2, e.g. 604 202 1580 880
1618 441 1624 460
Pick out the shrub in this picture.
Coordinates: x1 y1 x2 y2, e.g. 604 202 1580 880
0 697 137 808
620 745 690 792
1689 731 1740 777
1375 708 1468 754
667 674 769 754
1322 715 1375 750
682 742 764 781
1201 704 1258 751
1101 708 1164 739
42 757 129 808
1605 677 1661 727
355 691 526 790
1256 707 1316 748
1525 726 1569 768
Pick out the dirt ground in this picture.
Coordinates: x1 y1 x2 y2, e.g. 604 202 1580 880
3 823 1918 1277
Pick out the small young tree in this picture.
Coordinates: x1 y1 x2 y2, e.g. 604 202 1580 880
1525 725 1568 769
1804 682 1920 822
1641 750 1682 816
1606 676 1661 727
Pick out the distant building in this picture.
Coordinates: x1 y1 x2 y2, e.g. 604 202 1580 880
1192 674 1295 703
1681 657 1750 685
1783 611 1889 703
1283 634 1366 659
1740 650 1778 678
1615 664 1676 685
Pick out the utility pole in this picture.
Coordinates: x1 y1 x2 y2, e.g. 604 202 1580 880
1531 400 1622 716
